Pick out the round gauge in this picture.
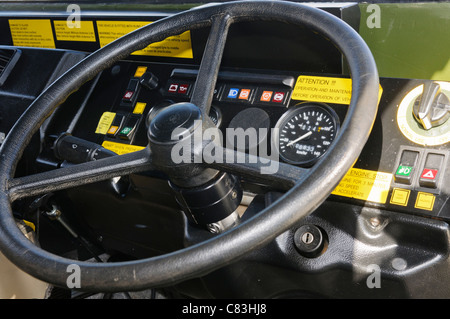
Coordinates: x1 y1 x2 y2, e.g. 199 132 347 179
274 103 340 166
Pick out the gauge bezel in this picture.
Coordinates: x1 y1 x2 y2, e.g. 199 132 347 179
273 102 340 166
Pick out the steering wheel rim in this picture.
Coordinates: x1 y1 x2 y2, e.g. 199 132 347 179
0 1 379 292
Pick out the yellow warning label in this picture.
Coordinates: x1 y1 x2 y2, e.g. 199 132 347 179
332 168 393 204
133 102 147 115
96 21 193 59
9 19 55 48
102 141 145 155
95 112 116 135
390 188 410 206
415 192 435 211
53 20 96 42
292 76 382 105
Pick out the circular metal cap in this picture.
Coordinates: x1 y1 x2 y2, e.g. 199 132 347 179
148 102 202 143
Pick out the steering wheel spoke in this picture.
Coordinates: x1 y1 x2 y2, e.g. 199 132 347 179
190 13 232 113
7 147 153 202
203 146 308 191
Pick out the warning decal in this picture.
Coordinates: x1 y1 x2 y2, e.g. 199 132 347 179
292 75 383 105
102 141 145 155
292 76 352 104
54 20 96 42
95 112 116 135
332 168 393 204
96 21 193 58
9 19 55 48
7 18 193 59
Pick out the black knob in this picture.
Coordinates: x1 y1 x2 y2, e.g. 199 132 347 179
139 71 159 90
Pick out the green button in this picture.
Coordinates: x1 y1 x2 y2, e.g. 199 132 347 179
396 165 413 176
120 127 132 135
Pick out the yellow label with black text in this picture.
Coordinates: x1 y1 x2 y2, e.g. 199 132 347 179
9 19 55 48
102 141 145 155
390 188 410 206
96 21 193 58
332 168 393 204
54 20 96 42
415 192 435 211
292 76 383 105
95 112 116 135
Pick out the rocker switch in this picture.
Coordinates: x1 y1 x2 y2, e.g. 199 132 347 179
394 150 420 185
419 153 444 188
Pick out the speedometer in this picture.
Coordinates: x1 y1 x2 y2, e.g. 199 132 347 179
273 103 340 166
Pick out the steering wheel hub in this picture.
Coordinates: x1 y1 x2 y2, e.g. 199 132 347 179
148 102 202 144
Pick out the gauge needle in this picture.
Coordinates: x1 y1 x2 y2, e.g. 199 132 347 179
286 131 313 146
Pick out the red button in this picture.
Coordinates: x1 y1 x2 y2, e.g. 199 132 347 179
421 168 438 180
273 92 285 103
178 84 189 94
123 90 134 100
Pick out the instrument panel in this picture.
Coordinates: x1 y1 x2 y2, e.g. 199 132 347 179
41 59 448 223
0 5 447 227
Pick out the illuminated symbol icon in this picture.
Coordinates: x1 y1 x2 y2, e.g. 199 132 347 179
108 126 119 135
239 89 251 100
123 91 134 100
396 165 412 176
228 88 239 99
178 84 189 94
421 169 437 180
273 92 285 103
120 127 132 135
168 84 178 92
260 91 273 102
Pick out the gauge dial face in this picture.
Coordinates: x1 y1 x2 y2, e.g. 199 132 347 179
274 104 339 166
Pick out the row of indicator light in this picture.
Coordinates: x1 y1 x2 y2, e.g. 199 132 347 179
227 88 250 100
227 88 285 103
168 83 190 94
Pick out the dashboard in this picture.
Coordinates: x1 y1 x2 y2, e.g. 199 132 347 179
0 2 449 299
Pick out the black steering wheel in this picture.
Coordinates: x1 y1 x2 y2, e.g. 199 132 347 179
0 1 379 292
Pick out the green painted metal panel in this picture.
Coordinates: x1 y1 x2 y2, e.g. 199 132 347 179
359 3 450 81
